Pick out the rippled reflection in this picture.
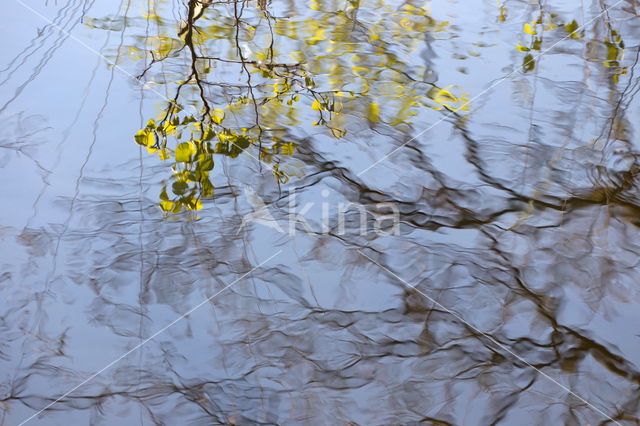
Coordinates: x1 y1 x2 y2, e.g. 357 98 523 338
2 0 640 424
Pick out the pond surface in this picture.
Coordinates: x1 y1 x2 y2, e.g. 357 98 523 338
2 0 640 424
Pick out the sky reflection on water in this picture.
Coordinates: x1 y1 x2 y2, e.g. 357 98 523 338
2 0 640 424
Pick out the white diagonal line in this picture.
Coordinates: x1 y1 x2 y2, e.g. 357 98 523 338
12 0 273 173
356 0 625 177
18 250 282 425
358 250 622 425
12 0 170 109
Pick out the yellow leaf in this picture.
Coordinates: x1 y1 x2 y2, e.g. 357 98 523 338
311 100 322 111
212 109 225 124
498 5 506 23
307 27 325 45
400 18 412 30
162 123 176 135
134 130 155 147
160 201 175 212
352 65 368 76
175 142 197 162
180 197 203 211
369 26 380 41
516 45 531 52
524 23 537 35
331 128 347 138
430 86 470 112
281 142 295 155
134 130 146 145
368 102 380 123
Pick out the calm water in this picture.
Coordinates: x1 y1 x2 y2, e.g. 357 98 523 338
1 0 640 424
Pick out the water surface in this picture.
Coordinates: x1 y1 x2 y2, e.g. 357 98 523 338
2 0 640 424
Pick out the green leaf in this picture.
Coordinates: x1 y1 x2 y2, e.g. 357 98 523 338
565 20 579 38
201 179 215 197
172 180 189 195
532 37 542 51
200 155 214 171
523 53 535 72
229 135 251 158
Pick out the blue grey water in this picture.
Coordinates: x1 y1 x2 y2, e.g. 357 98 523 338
1 0 640 424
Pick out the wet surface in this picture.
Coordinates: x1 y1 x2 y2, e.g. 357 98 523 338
2 0 640 424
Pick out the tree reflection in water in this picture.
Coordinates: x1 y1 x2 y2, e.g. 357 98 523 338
1 0 640 424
